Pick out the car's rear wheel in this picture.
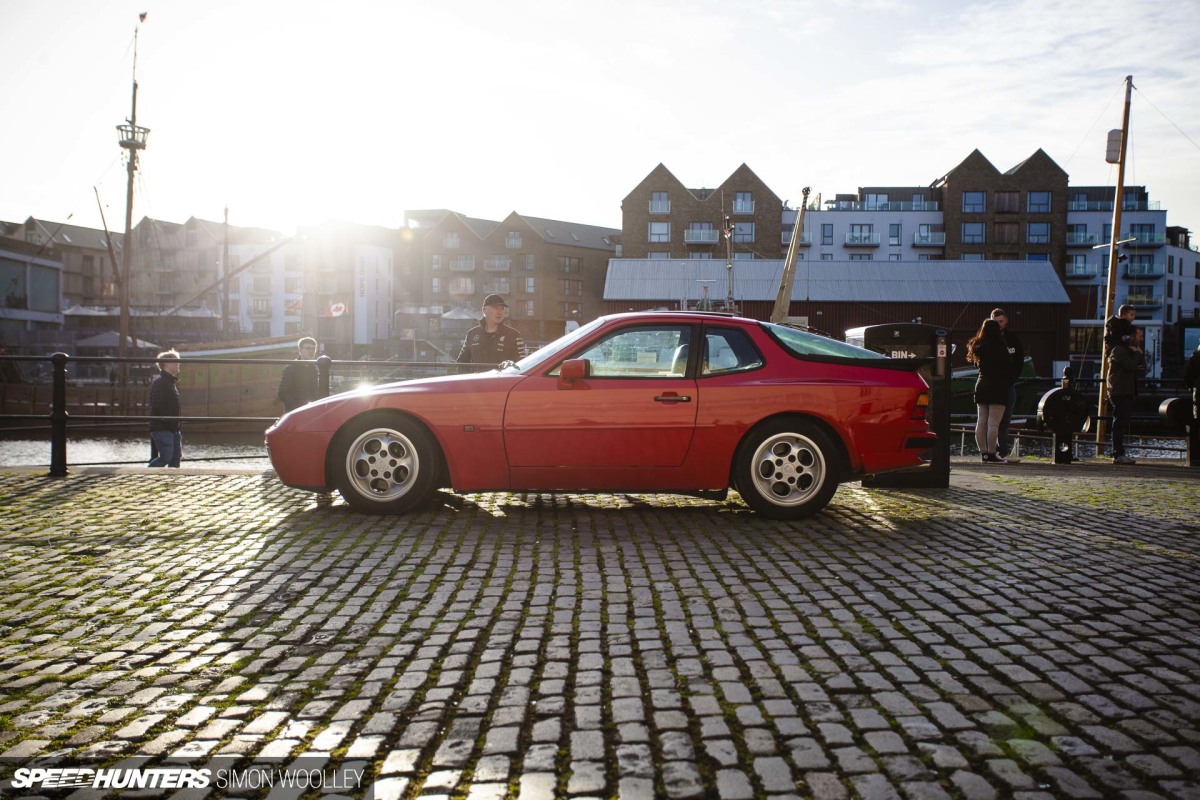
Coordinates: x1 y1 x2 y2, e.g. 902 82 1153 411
734 418 843 519
331 414 439 514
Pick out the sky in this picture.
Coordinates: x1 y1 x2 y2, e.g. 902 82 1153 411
3 0 1199 238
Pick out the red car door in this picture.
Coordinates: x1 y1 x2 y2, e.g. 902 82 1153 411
503 324 698 468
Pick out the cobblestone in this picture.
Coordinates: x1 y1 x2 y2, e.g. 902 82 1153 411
0 464 1196 797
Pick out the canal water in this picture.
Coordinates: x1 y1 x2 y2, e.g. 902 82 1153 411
0 432 273 469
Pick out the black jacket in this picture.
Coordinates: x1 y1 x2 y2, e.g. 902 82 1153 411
1001 329 1025 378
278 360 319 412
456 321 525 368
972 337 1014 405
148 370 181 432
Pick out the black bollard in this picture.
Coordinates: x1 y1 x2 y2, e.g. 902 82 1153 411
49 352 69 477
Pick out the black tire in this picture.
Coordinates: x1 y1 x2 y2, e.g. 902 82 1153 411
330 414 439 514
733 418 844 520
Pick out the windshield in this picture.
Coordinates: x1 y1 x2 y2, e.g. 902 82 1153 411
762 322 889 361
501 317 607 373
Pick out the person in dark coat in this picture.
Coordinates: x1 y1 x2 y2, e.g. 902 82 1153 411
1107 325 1145 465
967 318 1014 464
457 294 525 370
277 337 320 412
990 308 1025 459
148 349 182 468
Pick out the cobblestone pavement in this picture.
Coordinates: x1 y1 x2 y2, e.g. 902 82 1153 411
0 464 1197 799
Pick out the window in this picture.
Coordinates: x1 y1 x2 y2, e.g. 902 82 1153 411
733 192 754 214
648 252 670 260
523 254 535 270
559 257 581 273
733 252 755 260
995 222 1019 244
688 251 713 259
701 328 764 376
648 221 670 243
449 277 475 295
889 253 902 261
523 277 536 294
558 279 584 296
443 231 460 249
1067 255 1088 276
450 255 475 271
849 254 872 261
431 277 443 294
506 231 522 248
1027 254 1049 261
649 192 670 213
685 222 717 244
848 224 874 245
488 277 511 294
484 255 511 271
995 191 1020 213
561 301 581 319
1067 223 1088 245
1027 222 1050 244
1027 191 1051 213
1167 255 1174 274
865 193 889 210
431 254 444 271
1129 223 1156 244
521 300 536 317
732 222 755 243
821 224 833 246
1103 223 1113 244
1128 255 1156 276
962 222 985 244
962 192 986 213
889 224 901 246
820 253 833 261
572 325 693 379
962 253 984 261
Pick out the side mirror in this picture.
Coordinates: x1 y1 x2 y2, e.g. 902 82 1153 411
558 358 590 389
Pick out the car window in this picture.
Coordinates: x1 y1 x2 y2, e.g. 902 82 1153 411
570 325 693 378
702 328 764 376
763 322 890 361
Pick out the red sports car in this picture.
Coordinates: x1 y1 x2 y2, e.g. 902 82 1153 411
266 312 935 519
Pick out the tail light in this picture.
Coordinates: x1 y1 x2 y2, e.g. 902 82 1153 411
911 392 930 421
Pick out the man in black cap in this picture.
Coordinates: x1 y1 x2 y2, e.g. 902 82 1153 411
457 294 526 369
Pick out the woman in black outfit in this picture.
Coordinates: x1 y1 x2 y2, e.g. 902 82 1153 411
967 318 1014 463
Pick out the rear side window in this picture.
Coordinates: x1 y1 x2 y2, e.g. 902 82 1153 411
763 322 889 361
702 327 764 376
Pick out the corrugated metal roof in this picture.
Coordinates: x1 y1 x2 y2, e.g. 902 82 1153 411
604 259 1071 304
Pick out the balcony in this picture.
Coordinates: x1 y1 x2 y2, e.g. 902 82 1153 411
912 232 946 247
781 231 812 246
1066 233 1100 247
1063 264 1099 279
1124 263 1163 278
1123 232 1166 247
1124 294 1162 308
649 201 670 214
684 229 720 245
484 257 512 272
1068 200 1161 212
826 200 940 212
845 233 880 247
732 201 755 214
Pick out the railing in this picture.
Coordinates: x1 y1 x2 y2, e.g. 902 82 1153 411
1 353 475 477
825 201 940 212
1063 264 1099 278
845 233 880 246
781 231 812 245
683 229 720 244
1068 201 1162 212
913 232 945 246
1066 233 1100 246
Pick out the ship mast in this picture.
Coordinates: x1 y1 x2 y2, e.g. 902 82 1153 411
1095 74 1133 447
771 187 811 324
116 17 150 376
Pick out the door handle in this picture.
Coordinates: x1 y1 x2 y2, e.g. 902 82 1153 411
654 393 692 403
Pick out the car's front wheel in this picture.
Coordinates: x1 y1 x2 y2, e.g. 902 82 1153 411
331 414 439 514
734 418 843 519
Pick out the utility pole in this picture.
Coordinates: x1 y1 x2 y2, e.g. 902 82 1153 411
222 206 231 338
1095 74 1133 448
116 20 150 379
